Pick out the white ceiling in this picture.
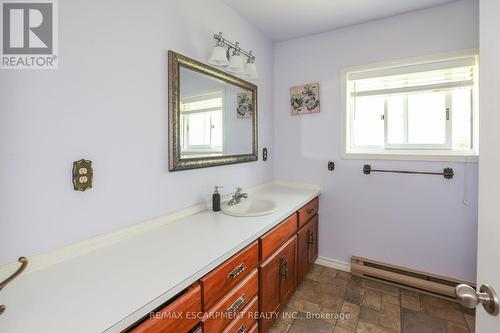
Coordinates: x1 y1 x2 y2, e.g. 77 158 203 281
223 0 461 41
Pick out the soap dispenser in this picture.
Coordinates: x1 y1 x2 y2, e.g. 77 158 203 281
212 186 223 212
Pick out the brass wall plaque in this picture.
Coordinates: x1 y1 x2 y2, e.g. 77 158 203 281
72 159 93 191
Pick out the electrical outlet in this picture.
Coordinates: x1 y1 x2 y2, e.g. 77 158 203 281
72 159 93 191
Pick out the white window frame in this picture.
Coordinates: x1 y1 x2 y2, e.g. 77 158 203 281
340 49 479 162
180 88 225 156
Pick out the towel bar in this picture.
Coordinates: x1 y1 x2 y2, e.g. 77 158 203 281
363 164 454 179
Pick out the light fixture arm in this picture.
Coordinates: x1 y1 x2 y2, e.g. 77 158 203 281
213 32 256 62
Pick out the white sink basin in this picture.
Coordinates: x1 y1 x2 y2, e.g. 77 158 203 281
221 198 277 217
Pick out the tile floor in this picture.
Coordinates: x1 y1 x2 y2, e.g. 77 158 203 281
269 265 475 333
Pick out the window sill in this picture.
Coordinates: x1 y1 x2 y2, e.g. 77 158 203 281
342 149 478 162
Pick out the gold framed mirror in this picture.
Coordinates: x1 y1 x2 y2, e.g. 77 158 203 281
168 51 258 171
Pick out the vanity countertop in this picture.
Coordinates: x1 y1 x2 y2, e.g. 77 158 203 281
0 182 320 333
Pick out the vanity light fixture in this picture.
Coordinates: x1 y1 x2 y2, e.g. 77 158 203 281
208 40 229 66
226 43 245 74
208 32 258 79
243 52 258 79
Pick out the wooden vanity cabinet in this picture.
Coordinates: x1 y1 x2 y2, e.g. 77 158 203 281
259 235 297 333
127 196 319 333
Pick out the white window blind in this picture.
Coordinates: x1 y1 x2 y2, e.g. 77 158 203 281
181 91 223 114
349 58 475 97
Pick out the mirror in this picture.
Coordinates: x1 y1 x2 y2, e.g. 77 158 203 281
168 51 258 171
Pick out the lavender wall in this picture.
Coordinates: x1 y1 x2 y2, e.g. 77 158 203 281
273 0 479 281
0 0 274 265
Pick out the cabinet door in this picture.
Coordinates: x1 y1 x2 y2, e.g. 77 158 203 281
279 235 297 305
259 235 297 333
259 249 281 333
297 223 310 285
308 215 318 265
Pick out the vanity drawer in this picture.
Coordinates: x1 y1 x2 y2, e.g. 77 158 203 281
201 241 259 310
203 269 259 333
298 197 319 228
222 296 258 333
129 283 201 333
260 213 297 261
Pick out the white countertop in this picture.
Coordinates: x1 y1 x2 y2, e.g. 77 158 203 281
0 182 320 333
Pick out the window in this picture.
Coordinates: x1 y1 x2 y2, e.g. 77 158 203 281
342 52 478 161
180 89 224 157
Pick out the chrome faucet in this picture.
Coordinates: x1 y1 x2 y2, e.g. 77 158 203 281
227 187 248 206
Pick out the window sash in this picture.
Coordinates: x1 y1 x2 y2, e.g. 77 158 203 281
182 111 223 151
180 89 225 154
349 89 473 151
383 91 452 150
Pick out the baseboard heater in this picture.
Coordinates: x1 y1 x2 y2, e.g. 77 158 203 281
351 256 475 301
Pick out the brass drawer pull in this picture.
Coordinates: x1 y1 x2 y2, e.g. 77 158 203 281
226 294 246 314
227 263 246 280
236 324 247 333
0 257 28 316
308 230 314 245
307 208 315 214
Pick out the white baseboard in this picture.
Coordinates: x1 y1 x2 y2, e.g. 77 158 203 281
315 256 351 272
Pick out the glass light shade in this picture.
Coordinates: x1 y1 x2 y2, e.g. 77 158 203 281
243 62 258 79
226 54 245 74
208 45 229 66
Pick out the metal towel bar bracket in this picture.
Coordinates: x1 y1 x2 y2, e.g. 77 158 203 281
0 257 28 316
363 164 454 179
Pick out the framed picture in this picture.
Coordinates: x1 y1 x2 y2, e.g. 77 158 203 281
237 91 253 118
290 83 320 115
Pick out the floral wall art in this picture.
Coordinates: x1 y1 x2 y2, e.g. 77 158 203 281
290 83 320 115
236 91 253 118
